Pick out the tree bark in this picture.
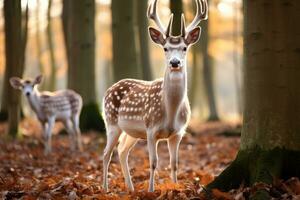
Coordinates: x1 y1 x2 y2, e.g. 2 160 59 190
64 0 105 132
207 1 300 198
46 0 57 91
111 0 141 82
2 0 28 136
169 0 183 36
136 0 152 81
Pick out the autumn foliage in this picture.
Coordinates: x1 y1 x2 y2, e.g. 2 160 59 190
0 120 299 199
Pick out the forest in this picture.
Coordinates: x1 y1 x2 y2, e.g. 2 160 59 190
0 0 299 199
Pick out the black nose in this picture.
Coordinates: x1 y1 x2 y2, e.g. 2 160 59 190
26 92 30 96
170 59 180 68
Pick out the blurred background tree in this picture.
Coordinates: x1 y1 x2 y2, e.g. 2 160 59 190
46 0 57 91
135 0 152 81
1 0 28 137
62 0 105 132
169 0 183 36
200 2 219 121
111 0 141 82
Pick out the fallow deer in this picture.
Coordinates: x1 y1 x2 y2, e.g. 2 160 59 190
102 0 208 192
10 75 83 154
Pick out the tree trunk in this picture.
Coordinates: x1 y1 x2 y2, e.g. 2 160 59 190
2 0 28 136
111 0 141 82
46 0 57 91
201 14 219 121
136 0 152 81
189 45 200 109
35 0 46 90
62 0 71 69
207 1 300 198
169 0 183 36
64 0 105 132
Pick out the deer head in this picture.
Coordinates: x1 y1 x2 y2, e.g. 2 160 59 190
148 0 208 77
10 75 43 97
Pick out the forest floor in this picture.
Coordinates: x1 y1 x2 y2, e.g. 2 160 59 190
0 119 299 200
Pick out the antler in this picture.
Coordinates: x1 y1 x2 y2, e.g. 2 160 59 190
185 0 208 33
147 0 173 36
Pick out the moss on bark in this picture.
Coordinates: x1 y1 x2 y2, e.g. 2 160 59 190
206 147 300 199
80 102 105 133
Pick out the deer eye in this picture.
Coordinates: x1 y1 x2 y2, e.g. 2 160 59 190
183 47 187 51
164 48 168 52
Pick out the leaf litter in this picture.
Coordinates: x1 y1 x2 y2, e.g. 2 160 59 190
0 120 299 199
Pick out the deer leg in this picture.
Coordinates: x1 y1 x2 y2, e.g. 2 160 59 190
103 125 122 192
41 121 48 152
72 115 82 151
117 134 137 191
41 121 47 141
44 116 55 155
63 119 76 151
168 134 182 183
147 133 158 192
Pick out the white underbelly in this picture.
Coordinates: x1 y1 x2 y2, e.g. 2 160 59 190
55 110 72 120
118 119 147 139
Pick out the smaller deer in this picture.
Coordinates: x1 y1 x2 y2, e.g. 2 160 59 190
10 75 83 154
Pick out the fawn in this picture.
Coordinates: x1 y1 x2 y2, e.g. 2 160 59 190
10 75 83 154
102 0 208 192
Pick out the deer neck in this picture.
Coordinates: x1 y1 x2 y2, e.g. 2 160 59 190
27 87 42 116
162 65 187 130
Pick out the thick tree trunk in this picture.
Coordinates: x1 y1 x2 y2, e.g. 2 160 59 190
65 0 105 132
207 1 300 198
169 0 183 36
136 0 152 81
2 0 28 136
46 0 57 91
200 11 219 121
111 0 141 82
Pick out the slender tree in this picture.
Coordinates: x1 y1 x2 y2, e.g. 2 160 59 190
136 0 152 81
46 0 57 91
111 0 141 82
190 43 202 109
2 0 28 136
35 0 45 90
188 0 218 120
62 0 105 132
200 4 219 121
62 0 70 68
207 1 300 199
169 0 183 36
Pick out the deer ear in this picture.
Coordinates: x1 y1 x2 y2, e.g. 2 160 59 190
10 77 23 90
185 27 201 45
34 75 43 85
149 27 165 45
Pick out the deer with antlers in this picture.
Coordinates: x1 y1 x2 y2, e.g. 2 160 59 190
10 75 83 155
102 0 208 192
